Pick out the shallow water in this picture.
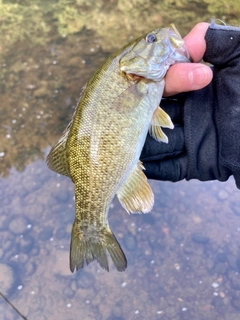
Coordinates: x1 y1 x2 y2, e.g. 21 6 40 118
1 1 240 319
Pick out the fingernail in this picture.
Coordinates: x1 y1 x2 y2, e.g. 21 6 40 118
188 66 212 89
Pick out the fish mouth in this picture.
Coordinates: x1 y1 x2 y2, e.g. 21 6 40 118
168 24 191 63
120 24 191 82
169 23 182 37
121 72 145 81
175 52 191 63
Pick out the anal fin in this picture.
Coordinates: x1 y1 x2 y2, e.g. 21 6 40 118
117 161 154 214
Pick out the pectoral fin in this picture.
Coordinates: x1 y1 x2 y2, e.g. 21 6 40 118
117 162 154 214
149 106 174 143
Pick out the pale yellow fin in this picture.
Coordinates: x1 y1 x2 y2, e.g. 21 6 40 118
152 106 174 128
117 162 154 214
149 106 174 143
149 125 168 143
46 131 70 177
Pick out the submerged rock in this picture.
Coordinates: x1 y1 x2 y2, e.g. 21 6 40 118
8 216 31 235
232 297 240 311
191 233 210 244
0 263 18 296
75 271 95 289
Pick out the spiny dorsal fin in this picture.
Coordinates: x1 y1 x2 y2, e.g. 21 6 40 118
117 161 154 214
149 106 174 143
46 84 87 177
46 131 70 177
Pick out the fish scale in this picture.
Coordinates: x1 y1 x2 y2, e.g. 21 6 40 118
47 24 190 272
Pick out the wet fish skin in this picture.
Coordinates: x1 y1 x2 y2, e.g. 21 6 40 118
47 24 189 272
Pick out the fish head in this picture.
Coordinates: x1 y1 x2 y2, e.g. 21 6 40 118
120 24 190 81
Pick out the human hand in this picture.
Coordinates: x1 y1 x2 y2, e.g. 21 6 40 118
163 22 213 96
141 22 240 188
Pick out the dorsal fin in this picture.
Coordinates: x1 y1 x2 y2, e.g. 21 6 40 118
46 130 70 177
46 84 87 177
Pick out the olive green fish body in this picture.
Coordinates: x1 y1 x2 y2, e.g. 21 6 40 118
47 24 190 272
68 50 158 271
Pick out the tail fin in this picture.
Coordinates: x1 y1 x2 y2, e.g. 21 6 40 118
70 219 127 272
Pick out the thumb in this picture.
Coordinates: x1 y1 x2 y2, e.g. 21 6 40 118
164 63 213 96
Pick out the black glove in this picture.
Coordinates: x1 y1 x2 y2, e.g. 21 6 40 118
140 23 240 189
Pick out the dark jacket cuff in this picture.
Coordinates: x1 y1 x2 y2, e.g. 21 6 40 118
184 22 240 185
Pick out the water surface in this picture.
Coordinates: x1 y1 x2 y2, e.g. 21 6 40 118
1 1 240 319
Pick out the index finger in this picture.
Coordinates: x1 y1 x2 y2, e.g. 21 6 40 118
184 22 210 62
163 22 212 96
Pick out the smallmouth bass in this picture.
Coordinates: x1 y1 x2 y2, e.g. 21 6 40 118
47 24 189 272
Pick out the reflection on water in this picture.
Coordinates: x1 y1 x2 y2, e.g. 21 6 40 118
1 1 240 319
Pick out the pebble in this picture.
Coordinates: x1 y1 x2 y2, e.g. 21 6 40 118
67 56 82 67
217 190 229 200
141 213 155 225
2 238 18 259
9 216 31 235
123 233 137 251
170 229 184 242
212 282 219 288
215 252 227 263
34 87 52 98
10 61 24 73
19 235 35 253
16 253 28 264
55 188 71 203
212 296 225 312
30 243 40 256
232 297 240 311
55 227 69 240
39 226 54 241
75 271 95 289
25 261 37 276
0 263 17 296
53 250 70 276
63 286 75 298
211 261 227 275
228 271 240 290
191 233 210 244
0 215 10 231
112 305 123 318
231 201 240 216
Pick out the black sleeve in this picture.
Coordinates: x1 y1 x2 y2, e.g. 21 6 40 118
184 23 240 188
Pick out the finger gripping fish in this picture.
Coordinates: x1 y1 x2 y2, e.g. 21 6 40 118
47 24 190 272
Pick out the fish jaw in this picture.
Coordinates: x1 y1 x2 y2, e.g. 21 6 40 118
120 24 190 81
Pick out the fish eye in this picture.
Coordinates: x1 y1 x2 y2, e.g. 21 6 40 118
146 33 156 43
